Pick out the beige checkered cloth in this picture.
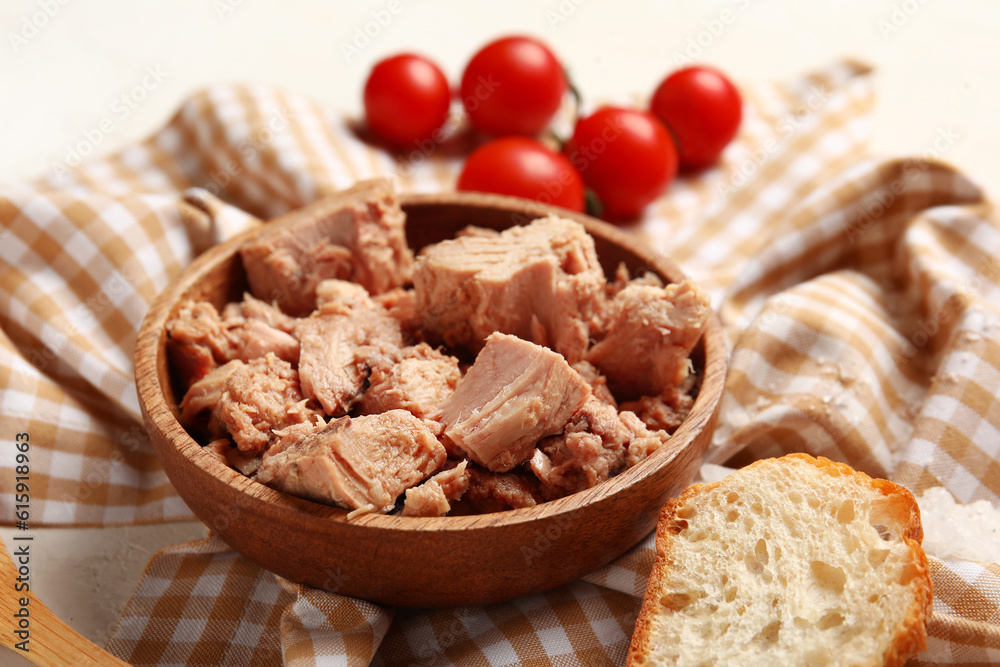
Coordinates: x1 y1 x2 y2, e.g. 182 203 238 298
1 60 998 665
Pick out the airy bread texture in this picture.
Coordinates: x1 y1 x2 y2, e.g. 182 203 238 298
628 454 932 667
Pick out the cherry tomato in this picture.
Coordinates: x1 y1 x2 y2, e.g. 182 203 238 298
457 137 585 212
460 36 566 136
564 107 677 221
650 66 742 170
363 53 451 149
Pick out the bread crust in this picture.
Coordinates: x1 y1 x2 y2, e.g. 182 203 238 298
626 453 933 667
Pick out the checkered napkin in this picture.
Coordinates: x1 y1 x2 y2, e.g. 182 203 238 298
2 60 998 665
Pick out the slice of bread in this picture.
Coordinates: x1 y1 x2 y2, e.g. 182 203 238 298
628 454 932 667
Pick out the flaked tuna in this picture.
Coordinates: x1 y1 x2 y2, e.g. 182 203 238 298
571 360 618 408
295 279 404 416
203 439 264 476
452 467 543 514
181 354 321 455
530 398 672 496
218 354 321 455
239 179 413 316
204 439 233 467
620 384 694 434
522 362 631 497
373 287 422 344
606 262 664 298
401 460 471 517
173 180 710 517
586 279 709 400
358 343 461 420
314 279 374 313
179 359 243 421
620 411 670 468
261 416 327 461
530 396 631 497
223 292 298 333
414 215 605 362
167 298 299 388
256 409 446 513
229 319 300 365
439 333 591 473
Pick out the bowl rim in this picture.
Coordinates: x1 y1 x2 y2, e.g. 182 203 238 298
135 190 727 533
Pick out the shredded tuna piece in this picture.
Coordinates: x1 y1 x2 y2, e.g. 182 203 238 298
373 287 422 344
256 410 447 513
400 482 449 517
166 301 234 384
571 360 618 407
225 446 263 476
530 396 631 497
167 298 299 387
226 292 298 333
426 460 471 498
620 411 671 468
240 179 413 315
267 415 328 458
295 280 404 416
219 354 321 455
202 439 263 476
452 467 543 514
402 461 471 517
619 385 694 434
179 360 239 442
314 279 374 313
358 343 461 420
586 279 709 400
414 215 605 362
454 225 500 239
606 263 663 299
440 333 591 472
203 439 231 466
198 354 322 456
529 392 678 495
347 504 377 519
228 319 300 364
180 359 243 420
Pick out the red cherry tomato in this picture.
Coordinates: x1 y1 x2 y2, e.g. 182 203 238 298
460 36 566 136
564 107 677 221
363 53 451 149
457 137 585 212
651 66 742 170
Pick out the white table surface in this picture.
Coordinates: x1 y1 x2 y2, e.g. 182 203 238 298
1 0 999 658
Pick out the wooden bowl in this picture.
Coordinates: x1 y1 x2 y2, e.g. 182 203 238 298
135 192 726 608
